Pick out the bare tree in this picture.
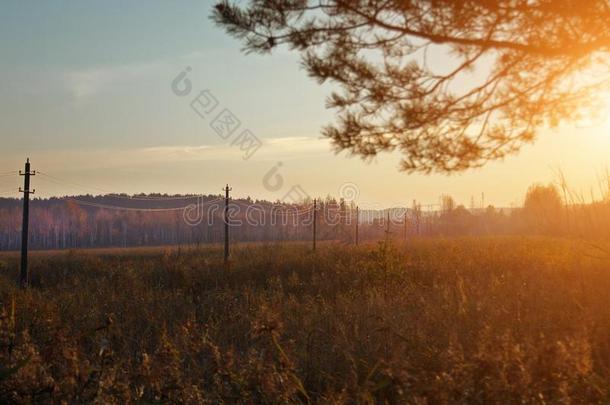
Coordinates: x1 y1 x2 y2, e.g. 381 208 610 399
213 0 610 173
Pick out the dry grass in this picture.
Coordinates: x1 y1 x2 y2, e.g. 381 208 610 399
0 237 609 403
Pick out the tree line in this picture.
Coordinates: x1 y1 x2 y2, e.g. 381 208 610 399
0 184 608 251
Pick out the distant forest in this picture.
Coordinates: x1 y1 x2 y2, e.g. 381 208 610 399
0 184 608 251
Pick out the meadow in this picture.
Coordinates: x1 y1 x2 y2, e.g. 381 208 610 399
0 237 609 403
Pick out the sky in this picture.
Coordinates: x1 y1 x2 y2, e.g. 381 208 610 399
1 0 609 208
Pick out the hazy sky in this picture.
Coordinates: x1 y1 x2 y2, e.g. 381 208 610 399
1 0 609 208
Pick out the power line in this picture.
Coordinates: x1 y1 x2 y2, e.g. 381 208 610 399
0 171 18 178
0 179 19 189
98 193 223 201
66 196 227 212
114 194 220 201
37 171 111 194
67 199 193 212
229 199 315 215
37 171 218 201
277 207 315 216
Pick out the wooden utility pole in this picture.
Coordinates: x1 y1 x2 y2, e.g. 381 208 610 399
355 205 359 245
413 199 420 235
312 199 317 251
223 184 232 264
19 158 35 288
385 210 390 236
403 208 408 241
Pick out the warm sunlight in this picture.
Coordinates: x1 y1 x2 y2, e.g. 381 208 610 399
2 1 610 402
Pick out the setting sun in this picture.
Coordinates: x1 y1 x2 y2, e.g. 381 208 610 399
2 1 610 402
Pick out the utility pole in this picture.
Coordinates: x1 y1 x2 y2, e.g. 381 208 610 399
385 210 390 236
223 184 232 264
19 158 35 288
313 198 317 251
403 208 408 241
355 205 359 245
412 199 420 236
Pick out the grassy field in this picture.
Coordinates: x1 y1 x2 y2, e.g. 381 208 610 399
0 237 610 403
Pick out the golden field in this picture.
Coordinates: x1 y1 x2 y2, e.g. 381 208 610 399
0 237 609 403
